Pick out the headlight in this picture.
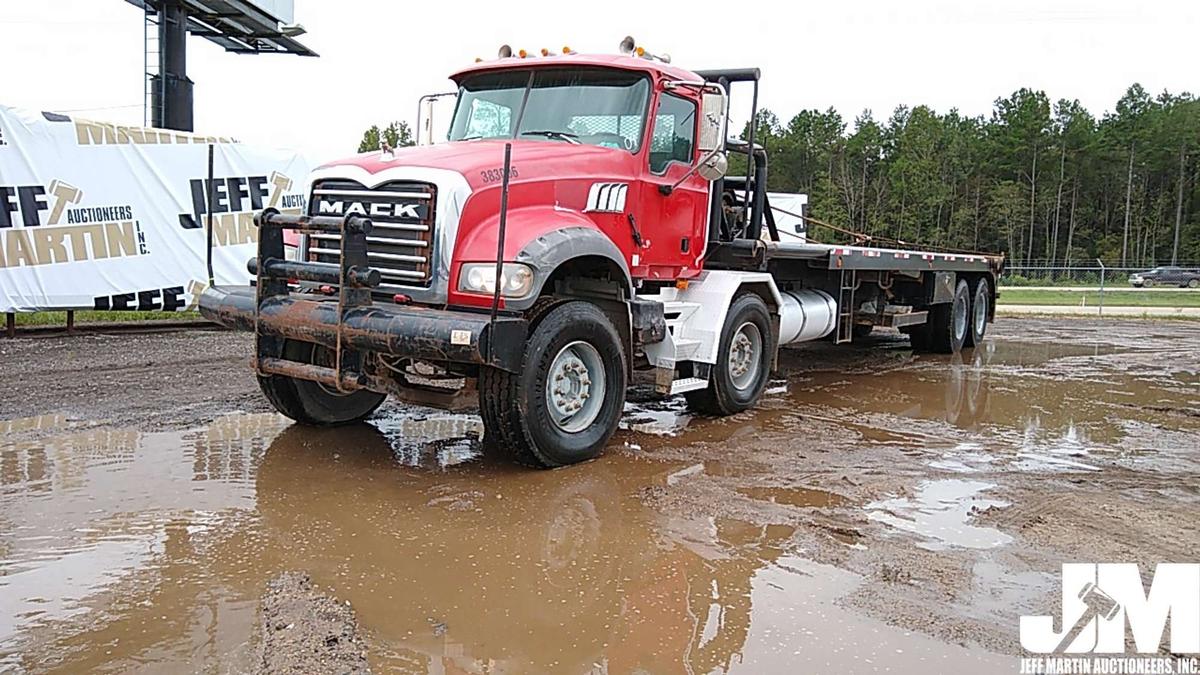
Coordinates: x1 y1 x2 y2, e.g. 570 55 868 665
458 262 535 298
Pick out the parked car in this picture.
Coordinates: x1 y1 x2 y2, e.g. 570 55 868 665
1129 266 1200 288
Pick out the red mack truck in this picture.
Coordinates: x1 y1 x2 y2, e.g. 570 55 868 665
200 38 1004 468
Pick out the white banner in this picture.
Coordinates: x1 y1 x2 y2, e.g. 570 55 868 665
0 104 310 313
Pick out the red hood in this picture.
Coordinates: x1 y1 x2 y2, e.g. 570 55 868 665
318 139 635 190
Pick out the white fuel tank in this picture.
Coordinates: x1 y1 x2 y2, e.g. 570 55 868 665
778 289 837 344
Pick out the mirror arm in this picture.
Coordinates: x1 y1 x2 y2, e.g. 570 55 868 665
658 146 724 196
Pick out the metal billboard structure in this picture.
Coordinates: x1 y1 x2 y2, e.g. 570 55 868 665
123 0 317 131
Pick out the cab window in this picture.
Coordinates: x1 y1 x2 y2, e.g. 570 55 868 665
449 68 650 152
465 99 513 139
648 92 696 174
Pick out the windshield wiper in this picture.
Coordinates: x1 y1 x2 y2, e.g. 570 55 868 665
519 130 581 144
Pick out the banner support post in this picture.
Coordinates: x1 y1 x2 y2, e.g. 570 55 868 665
206 144 215 287
5 313 13 339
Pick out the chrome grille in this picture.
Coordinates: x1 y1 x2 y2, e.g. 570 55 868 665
306 179 437 287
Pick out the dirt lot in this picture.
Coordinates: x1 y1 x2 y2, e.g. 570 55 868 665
1 317 1197 673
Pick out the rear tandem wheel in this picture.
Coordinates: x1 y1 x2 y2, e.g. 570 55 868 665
908 279 972 354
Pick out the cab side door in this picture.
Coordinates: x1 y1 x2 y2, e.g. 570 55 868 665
630 91 708 280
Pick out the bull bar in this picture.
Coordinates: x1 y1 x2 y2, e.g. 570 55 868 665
198 209 527 394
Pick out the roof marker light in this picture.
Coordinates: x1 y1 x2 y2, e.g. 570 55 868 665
498 44 513 58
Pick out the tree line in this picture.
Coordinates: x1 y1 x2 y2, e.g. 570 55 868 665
357 121 415 154
355 87 1199 268
747 84 1199 268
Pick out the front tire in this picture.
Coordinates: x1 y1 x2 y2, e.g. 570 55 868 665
258 340 386 425
480 301 627 468
1188 279 1199 289
685 293 773 416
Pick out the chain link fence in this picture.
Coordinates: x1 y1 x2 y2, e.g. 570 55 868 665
1001 262 1200 287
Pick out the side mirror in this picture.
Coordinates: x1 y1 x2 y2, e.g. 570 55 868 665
697 89 727 153
659 148 728 195
697 151 728 181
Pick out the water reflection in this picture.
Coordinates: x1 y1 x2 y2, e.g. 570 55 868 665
867 479 1013 550
251 424 804 673
0 415 831 673
0 415 285 671
0 410 1011 673
372 408 485 468
781 338 1197 470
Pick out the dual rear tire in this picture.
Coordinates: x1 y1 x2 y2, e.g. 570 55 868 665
965 279 990 348
909 278 989 354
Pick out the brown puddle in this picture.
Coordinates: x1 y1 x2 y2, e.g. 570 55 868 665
738 486 850 508
2 320 1197 672
759 336 1200 475
621 334 1200 476
0 408 1013 673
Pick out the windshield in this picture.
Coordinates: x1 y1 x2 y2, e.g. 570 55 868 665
448 68 651 152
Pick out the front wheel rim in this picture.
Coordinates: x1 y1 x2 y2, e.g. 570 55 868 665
973 288 988 336
546 341 606 433
728 322 763 391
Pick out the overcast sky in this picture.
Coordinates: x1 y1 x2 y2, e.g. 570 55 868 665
2 0 1197 159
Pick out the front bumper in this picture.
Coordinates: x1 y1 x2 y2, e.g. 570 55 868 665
200 285 527 372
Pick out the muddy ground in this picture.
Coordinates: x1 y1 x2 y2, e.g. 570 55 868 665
0 317 1197 673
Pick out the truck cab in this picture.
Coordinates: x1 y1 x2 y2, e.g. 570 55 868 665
200 39 1003 468
305 53 724 312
